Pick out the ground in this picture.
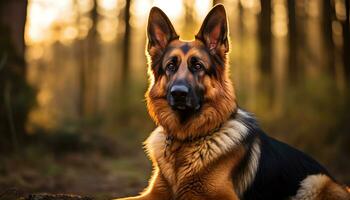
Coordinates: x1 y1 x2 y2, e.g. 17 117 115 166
0 133 151 200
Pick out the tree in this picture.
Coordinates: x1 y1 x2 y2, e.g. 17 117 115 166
343 0 350 79
259 0 272 75
75 0 100 120
321 0 335 74
287 0 297 80
0 0 35 152
116 0 132 123
121 0 131 87
85 0 99 117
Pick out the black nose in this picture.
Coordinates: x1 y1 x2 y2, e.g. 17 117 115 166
170 85 189 100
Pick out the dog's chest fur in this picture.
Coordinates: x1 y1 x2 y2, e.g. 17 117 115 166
145 119 253 199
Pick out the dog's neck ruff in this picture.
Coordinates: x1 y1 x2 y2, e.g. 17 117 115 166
145 116 249 159
162 125 222 158
165 125 222 143
144 109 260 194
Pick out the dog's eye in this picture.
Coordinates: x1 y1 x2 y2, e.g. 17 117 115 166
192 63 203 71
166 63 176 72
190 57 204 72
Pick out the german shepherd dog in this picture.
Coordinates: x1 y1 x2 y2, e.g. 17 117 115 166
115 4 350 200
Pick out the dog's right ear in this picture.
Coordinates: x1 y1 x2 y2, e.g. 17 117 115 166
147 7 178 51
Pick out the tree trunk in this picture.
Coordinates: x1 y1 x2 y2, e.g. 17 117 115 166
116 0 132 122
74 0 85 119
259 0 272 75
0 0 35 152
0 0 27 57
121 0 131 88
343 0 350 79
287 0 297 81
85 0 99 118
321 0 335 74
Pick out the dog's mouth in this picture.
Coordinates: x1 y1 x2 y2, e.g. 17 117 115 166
174 104 187 110
169 101 201 122
168 96 201 112
172 103 200 111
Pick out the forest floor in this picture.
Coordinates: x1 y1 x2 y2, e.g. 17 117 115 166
0 132 151 200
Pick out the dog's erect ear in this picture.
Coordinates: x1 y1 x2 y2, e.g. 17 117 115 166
195 4 229 54
147 7 178 51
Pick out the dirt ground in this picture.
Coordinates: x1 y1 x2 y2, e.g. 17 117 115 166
0 135 151 200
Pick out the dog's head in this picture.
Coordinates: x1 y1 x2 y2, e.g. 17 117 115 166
146 5 237 139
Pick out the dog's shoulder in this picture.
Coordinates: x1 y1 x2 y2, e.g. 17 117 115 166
235 109 331 200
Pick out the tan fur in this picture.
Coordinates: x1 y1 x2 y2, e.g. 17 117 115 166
291 174 350 200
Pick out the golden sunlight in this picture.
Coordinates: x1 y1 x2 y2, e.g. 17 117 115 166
153 0 184 20
25 0 77 45
97 0 120 42
131 0 185 23
131 0 152 27
26 0 215 45
272 0 288 37
131 0 214 38
240 0 261 14
195 0 212 19
98 0 118 11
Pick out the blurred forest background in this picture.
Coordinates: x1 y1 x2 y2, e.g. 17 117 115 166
0 0 349 199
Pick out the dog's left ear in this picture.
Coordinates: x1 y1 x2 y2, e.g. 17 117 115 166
195 4 229 54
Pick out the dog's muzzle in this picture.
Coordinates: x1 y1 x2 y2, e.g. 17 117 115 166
168 83 201 111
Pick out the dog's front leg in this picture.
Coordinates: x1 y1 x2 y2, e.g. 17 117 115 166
113 171 171 200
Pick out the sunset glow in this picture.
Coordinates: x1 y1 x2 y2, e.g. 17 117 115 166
25 0 76 45
25 0 196 45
